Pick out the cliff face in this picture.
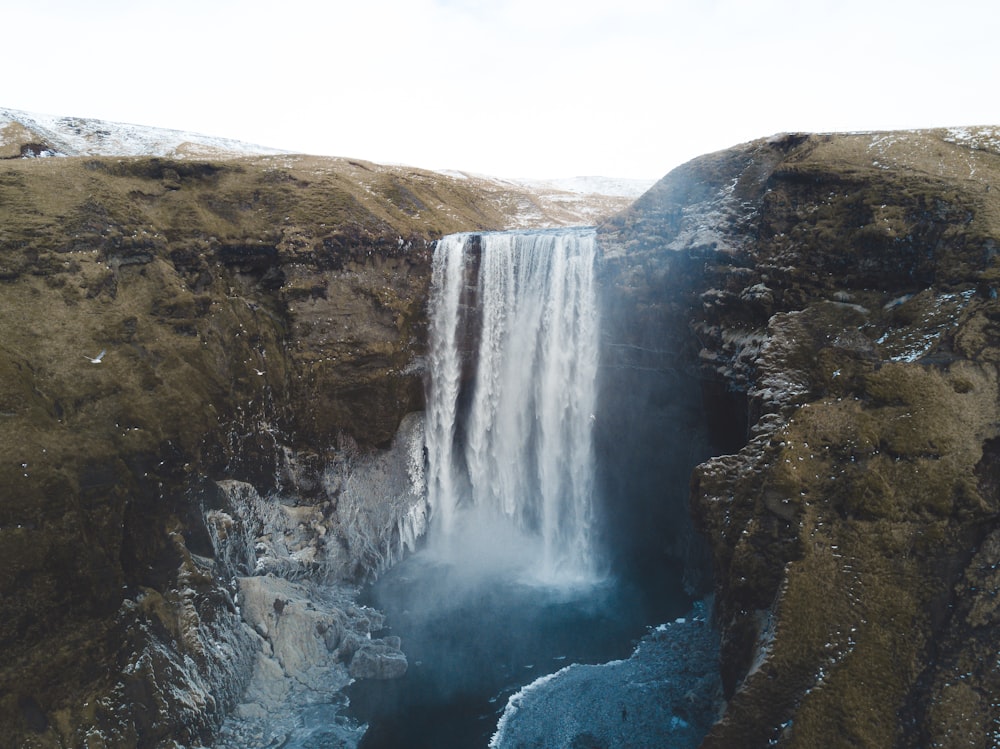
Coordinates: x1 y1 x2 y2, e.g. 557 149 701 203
0 152 574 747
601 127 1000 747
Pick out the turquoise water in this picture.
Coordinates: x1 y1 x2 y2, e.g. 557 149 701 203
347 549 690 749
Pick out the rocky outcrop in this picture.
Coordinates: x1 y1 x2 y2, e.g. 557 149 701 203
600 127 1000 747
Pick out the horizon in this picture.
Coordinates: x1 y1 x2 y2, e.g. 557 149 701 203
4 0 1000 180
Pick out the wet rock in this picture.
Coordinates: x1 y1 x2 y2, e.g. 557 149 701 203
238 575 348 686
348 640 408 680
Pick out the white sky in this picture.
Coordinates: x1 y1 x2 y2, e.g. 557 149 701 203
4 0 999 179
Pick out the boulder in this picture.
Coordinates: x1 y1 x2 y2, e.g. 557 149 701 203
348 640 409 680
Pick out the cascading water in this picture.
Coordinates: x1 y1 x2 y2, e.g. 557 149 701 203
424 228 601 583
215 229 716 749
348 227 702 749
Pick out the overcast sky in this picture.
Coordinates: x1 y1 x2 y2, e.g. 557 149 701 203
4 0 999 179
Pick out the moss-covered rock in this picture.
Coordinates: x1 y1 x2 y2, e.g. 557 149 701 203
600 126 1000 748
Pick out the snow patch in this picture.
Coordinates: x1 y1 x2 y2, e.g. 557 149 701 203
0 106 288 159
877 289 976 363
512 175 656 198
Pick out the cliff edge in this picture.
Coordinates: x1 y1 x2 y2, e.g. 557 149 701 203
7 120 1000 747
0 149 585 747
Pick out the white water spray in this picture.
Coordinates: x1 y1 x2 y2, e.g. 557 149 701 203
424 229 601 583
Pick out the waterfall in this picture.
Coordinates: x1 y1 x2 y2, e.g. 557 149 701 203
424 228 601 583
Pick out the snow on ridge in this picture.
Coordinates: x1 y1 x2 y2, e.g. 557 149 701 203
1 107 647 228
0 107 288 159
943 125 1000 153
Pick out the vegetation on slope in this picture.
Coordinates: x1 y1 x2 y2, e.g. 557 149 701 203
602 126 1000 748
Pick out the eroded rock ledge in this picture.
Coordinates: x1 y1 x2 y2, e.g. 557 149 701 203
600 127 1000 747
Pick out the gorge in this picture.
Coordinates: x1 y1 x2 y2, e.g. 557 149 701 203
337 227 713 748
4 120 1000 748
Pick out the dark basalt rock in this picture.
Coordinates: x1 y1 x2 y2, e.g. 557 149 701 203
347 640 408 680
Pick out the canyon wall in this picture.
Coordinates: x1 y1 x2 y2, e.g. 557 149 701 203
0 153 546 747
6 124 1000 748
600 127 1000 747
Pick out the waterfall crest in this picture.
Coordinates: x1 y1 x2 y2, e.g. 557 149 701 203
424 228 601 583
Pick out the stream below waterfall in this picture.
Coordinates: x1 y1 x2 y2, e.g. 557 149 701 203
345 227 694 746
212 226 716 747
346 549 691 748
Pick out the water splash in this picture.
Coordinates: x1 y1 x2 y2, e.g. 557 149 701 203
424 233 467 540
424 228 601 584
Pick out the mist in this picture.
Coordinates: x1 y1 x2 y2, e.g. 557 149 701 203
345 227 711 747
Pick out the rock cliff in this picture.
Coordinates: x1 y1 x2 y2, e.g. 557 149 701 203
0 149 631 748
600 127 1000 747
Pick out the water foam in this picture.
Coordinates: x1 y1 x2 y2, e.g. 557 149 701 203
424 228 601 584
